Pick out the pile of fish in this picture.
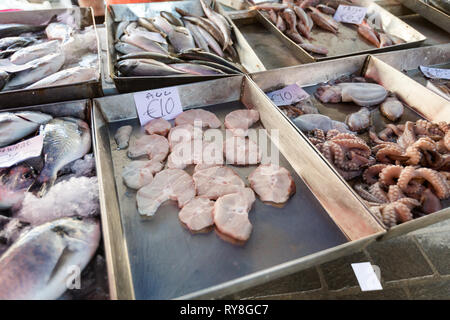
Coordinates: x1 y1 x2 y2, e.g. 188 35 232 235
252 0 405 56
115 108 295 244
0 110 107 300
114 0 244 77
0 12 98 92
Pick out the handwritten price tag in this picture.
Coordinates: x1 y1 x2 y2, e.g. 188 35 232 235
333 5 367 25
0 134 43 168
420 66 450 80
266 84 309 106
133 86 183 126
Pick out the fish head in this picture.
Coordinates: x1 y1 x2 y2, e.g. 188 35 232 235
51 217 100 252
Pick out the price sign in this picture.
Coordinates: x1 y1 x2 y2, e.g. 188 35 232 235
266 84 309 106
0 134 43 168
419 66 450 80
134 86 183 126
333 5 367 25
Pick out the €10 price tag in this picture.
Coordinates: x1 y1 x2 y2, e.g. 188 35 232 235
266 84 310 107
333 5 367 25
134 86 184 126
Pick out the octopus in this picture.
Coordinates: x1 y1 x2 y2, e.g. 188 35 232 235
380 96 404 121
309 129 374 179
345 107 370 132
315 82 387 107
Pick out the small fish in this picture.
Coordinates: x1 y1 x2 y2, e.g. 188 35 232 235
268 10 278 24
0 165 36 210
150 16 174 35
0 36 36 51
116 59 185 76
121 33 169 54
114 41 143 55
316 4 336 15
189 60 241 74
137 18 166 38
297 21 312 39
285 29 304 44
0 111 52 147
249 3 289 10
0 217 100 300
3 52 65 91
195 24 224 57
25 67 98 90
309 7 339 34
0 70 8 90
0 23 48 38
37 117 91 194
10 40 60 65
117 52 182 64
168 26 196 53
358 21 380 47
181 16 226 49
184 21 210 52
199 0 232 50
169 63 226 75
293 6 310 28
160 11 183 27
282 8 297 31
299 42 328 55
115 21 130 40
177 49 242 72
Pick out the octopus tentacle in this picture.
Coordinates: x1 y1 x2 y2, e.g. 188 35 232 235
354 183 386 203
397 166 417 191
363 164 388 184
376 145 408 163
379 165 403 186
421 188 442 214
387 185 405 202
414 168 449 199
369 182 389 203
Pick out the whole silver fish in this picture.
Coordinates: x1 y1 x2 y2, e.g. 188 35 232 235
37 117 91 194
126 28 167 45
184 21 210 52
169 62 225 75
0 217 100 300
3 52 65 91
195 24 224 57
168 26 196 53
115 21 130 40
0 111 52 147
25 67 98 90
0 37 36 51
137 18 167 38
114 41 143 55
199 0 232 50
189 60 240 74
150 16 174 35
10 40 60 65
182 16 226 49
160 11 183 27
121 33 168 54
116 59 185 76
177 49 242 72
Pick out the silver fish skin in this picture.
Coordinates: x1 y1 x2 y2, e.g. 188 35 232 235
3 52 65 91
121 33 168 54
0 111 52 147
117 52 182 64
169 62 225 75
25 67 98 90
37 117 91 193
115 21 130 40
0 70 8 90
177 49 241 72
126 28 167 45
0 216 31 256
137 18 167 38
10 40 60 65
184 21 210 52
0 217 100 300
160 11 184 27
182 16 226 49
0 24 48 38
116 59 185 76
0 37 36 51
189 60 240 74
199 0 232 50
150 16 174 35
168 26 196 53
114 41 143 55
0 164 36 210
195 24 224 57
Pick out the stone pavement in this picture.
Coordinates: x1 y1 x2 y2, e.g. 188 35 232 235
225 219 450 300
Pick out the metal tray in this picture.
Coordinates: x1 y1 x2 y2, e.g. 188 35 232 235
106 0 265 93
399 0 450 33
0 8 103 109
246 0 427 63
251 52 450 242
1 99 112 299
92 75 384 299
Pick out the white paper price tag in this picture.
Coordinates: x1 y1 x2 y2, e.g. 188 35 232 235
333 5 367 25
266 84 309 106
420 65 450 80
134 86 184 126
0 134 43 168
351 262 383 292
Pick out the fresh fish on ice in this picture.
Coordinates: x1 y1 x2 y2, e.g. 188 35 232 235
0 217 100 300
25 67 97 89
9 40 60 65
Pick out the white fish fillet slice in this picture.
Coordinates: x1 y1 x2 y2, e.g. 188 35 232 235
122 159 163 189
193 166 245 200
224 109 260 136
179 197 214 231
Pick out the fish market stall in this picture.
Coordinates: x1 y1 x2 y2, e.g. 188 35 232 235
398 0 450 33
0 100 109 300
106 0 265 93
92 75 388 299
252 53 450 242
226 0 426 64
0 7 102 109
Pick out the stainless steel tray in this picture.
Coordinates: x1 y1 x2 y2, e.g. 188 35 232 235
251 52 450 241
92 75 384 299
0 8 103 109
106 0 265 93
399 0 450 33
246 0 427 63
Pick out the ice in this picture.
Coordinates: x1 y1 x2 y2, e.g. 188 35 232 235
16 176 99 226
71 154 96 177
